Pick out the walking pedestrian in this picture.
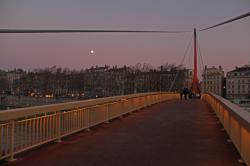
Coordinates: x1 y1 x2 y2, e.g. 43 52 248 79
183 87 189 100
179 88 183 100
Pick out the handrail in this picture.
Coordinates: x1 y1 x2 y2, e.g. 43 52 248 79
202 92 250 166
0 92 163 122
206 93 250 130
0 92 179 161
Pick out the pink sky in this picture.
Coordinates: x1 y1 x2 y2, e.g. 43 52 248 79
0 0 250 73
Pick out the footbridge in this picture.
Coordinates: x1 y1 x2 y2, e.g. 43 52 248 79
0 92 249 165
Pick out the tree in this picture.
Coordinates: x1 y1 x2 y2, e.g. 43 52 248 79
0 77 9 93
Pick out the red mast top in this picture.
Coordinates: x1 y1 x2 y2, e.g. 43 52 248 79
191 28 201 94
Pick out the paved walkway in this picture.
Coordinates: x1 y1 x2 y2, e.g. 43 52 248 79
3 100 243 166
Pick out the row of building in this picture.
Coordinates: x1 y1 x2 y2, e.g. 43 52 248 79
0 65 186 99
201 64 250 103
1 64 249 102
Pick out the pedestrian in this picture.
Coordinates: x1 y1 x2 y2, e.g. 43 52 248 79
179 88 183 100
183 87 189 100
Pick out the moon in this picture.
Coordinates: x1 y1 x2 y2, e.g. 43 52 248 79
90 50 94 54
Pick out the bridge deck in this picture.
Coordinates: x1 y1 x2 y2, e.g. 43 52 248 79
3 100 242 166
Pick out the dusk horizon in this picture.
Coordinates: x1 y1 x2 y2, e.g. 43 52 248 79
1 0 250 73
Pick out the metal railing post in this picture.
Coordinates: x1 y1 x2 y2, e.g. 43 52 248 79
8 120 15 161
56 112 62 143
85 108 91 131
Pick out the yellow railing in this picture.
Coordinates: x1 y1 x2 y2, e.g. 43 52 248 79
202 93 250 166
0 92 179 161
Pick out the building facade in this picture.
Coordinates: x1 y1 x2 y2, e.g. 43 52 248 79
183 69 193 89
226 65 250 100
6 69 25 94
202 66 225 97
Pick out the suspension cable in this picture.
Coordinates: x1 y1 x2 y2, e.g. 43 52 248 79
199 11 250 31
197 37 205 70
0 29 192 34
168 35 193 92
0 12 249 34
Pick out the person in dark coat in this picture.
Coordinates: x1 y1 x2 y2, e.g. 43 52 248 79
182 87 189 100
179 88 183 100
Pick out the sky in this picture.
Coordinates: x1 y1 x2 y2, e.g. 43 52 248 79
0 0 250 73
